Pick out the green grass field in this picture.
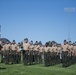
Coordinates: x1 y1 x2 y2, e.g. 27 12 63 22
0 63 76 75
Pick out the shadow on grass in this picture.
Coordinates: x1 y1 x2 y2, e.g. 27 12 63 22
0 67 6 69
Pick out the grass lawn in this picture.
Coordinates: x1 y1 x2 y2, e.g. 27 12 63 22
0 63 76 75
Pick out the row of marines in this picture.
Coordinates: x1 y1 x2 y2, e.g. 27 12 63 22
0 39 76 67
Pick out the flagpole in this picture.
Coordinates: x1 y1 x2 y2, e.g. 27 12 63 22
64 8 75 41
0 25 1 38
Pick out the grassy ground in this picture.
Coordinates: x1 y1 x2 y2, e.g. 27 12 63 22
0 54 76 75
0 63 76 75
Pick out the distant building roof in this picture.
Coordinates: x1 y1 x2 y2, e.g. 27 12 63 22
0 38 11 44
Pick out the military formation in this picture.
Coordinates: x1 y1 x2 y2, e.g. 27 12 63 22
0 40 21 64
0 38 76 68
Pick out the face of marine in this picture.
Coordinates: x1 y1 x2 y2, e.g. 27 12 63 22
30 41 33 45
24 39 28 43
18 43 20 46
2 42 5 45
35 41 38 45
29 42 32 45
13 42 16 45
6 41 9 44
64 42 66 45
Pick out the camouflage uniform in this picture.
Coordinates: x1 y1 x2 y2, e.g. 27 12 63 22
10 41 17 64
23 38 30 65
4 42 10 64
